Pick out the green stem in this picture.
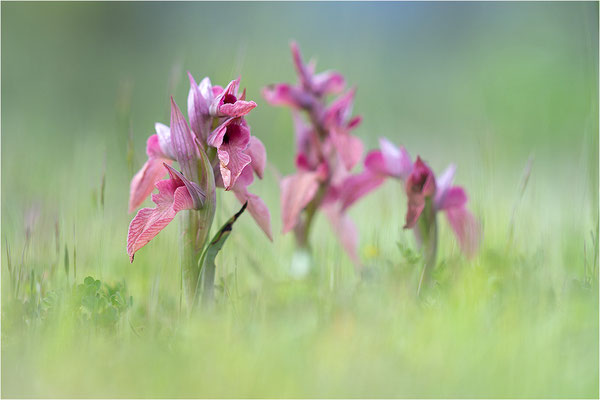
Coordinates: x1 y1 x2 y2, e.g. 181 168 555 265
294 183 327 251
416 200 438 296
180 150 216 309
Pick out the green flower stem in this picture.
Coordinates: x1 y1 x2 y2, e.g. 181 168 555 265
417 198 438 296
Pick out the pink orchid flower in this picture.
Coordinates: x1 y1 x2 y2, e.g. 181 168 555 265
127 163 204 262
263 42 366 266
340 138 481 258
129 75 272 254
128 73 271 306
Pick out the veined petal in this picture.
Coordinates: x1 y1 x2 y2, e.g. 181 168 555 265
128 157 171 213
219 100 257 118
379 138 412 179
209 77 256 118
323 205 359 265
280 171 320 234
445 205 481 258
154 123 175 160
232 183 273 241
246 136 266 179
163 164 205 209
127 167 197 262
187 72 211 142
170 97 199 181
210 119 252 189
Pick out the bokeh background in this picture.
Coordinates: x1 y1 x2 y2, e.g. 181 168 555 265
2 2 598 398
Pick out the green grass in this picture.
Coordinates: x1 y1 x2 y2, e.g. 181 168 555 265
1 2 598 398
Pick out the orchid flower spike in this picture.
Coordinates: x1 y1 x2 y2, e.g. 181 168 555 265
263 41 366 267
127 73 271 306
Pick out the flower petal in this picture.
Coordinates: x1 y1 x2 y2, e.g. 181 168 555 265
127 170 196 262
163 164 205 209
324 89 356 128
404 157 436 229
154 123 175 160
170 97 199 180
330 129 364 171
280 171 320 233
437 185 467 211
128 157 171 213
262 83 313 109
210 119 252 189
379 138 412 179
445 205 481 258
187 72 211 142
323 205 359 265
290 41 312 90
232 184 273 241
219 100 257 118
312 70 345 96
246 136 266 179
339 169 386 211
434 164 457 208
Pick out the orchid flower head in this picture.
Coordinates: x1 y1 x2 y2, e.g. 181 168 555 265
209 77 257 118
208 117 252 190
127 163 205 262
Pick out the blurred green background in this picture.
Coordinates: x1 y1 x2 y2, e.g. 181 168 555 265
2 2 598 398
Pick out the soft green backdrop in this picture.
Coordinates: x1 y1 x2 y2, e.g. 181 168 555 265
2 2 598 398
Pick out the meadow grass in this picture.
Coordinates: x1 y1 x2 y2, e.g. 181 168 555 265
1 2 598 398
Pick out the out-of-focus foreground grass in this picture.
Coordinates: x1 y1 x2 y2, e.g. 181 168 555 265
1 2 598 398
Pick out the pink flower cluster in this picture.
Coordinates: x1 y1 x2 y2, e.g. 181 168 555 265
340 139 481 257
126 42 481 278
264 43 480 264
263 42 368 264
127 75 271 262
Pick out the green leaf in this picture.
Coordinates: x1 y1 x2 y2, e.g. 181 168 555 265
196 202 247 305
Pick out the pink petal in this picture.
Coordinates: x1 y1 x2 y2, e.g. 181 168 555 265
209 77 256 118
232 184 273 241
154 123 175 159
187 72 211 142
330 130 364 171
127 170 196 262
261 84 313 109
170 97 199 180
146 134 167 159
246 136 266 179
163 164 205 209
339 170 386 211
290 41 312 90
312 70 345 96
445 205 481 258
404 157 436 229
323 205 359 265
363 150 388 175
128 157 171 213
210 119 252 190
219 100 257 118
379 138 412 179
404 194 426 229
280 171 320 234
437 185 467 211
324 89 355 128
